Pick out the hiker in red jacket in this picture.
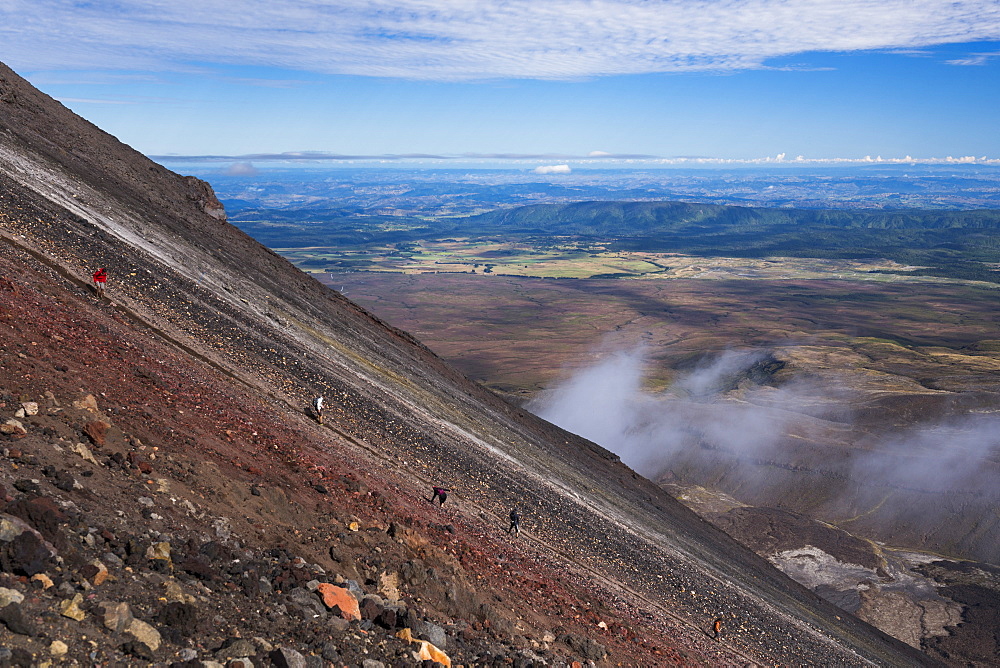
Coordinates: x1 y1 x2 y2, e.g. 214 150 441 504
92 267 107 298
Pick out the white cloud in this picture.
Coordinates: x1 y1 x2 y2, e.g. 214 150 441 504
534 164 572 174
2 1 999 80
222 161 260 176
945 50 1000 65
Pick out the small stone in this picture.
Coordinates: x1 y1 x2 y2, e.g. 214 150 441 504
157 600 199 637
0 515 29 541
82 421 108 447
72 394 99 413
178 648 198 661
81 559 109 586
415 619 447 649
216 637 257 660
378 571 401 602
316 583 360 620
1 420 27 437
49 640 68 657
0 587 25 607
328 616 350 633
70 442 100 465
127 617 162 651
320 642 340 662
53 470 77 491
120 639 155 661
0 602 38 636
0 524 52 575
60 593 86 621
359 596 384 621
96 600 133 633
20 402 38 417
12 478 40 494
30 573 54 590
269 647 307 668
146 541 171 563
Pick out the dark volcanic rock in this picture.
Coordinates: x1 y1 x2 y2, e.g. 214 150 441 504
269 646 307 668
0 602 38 636
157 601 199 637
0 528 54 576
5 496 66 548
558 632 607 661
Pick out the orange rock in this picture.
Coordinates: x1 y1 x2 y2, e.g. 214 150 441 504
395 628 451 667
418 641 451 667
315 583 360 620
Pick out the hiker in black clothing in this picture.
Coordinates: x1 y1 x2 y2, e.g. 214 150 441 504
428 486 450 505
507 508 520 535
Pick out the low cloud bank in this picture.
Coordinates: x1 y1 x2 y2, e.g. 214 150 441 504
534 164 572 174
528 347 1000 551
223 161 259 176
528 348 795 473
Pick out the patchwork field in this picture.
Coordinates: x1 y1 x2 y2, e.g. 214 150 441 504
283 239 948 283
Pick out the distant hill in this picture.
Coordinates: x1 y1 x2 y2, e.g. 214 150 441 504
465 201 1000 282
471 200 1000 234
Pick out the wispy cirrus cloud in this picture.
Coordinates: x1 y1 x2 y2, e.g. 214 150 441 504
945 50 1000 65
2 1 999 81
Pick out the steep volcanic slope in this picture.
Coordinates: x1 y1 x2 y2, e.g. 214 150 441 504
0 62 934 666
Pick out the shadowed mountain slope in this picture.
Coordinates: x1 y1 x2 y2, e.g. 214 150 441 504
0 61 934 666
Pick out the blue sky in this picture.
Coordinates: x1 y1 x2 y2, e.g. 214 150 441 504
2 1 1000 164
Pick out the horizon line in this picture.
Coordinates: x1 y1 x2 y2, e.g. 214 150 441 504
149 152 1000 166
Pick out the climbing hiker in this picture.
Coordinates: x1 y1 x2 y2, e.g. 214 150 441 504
507 508 520 535
312 396 324 424
428 486 450 506
92 267 107 298
712 617 723 640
